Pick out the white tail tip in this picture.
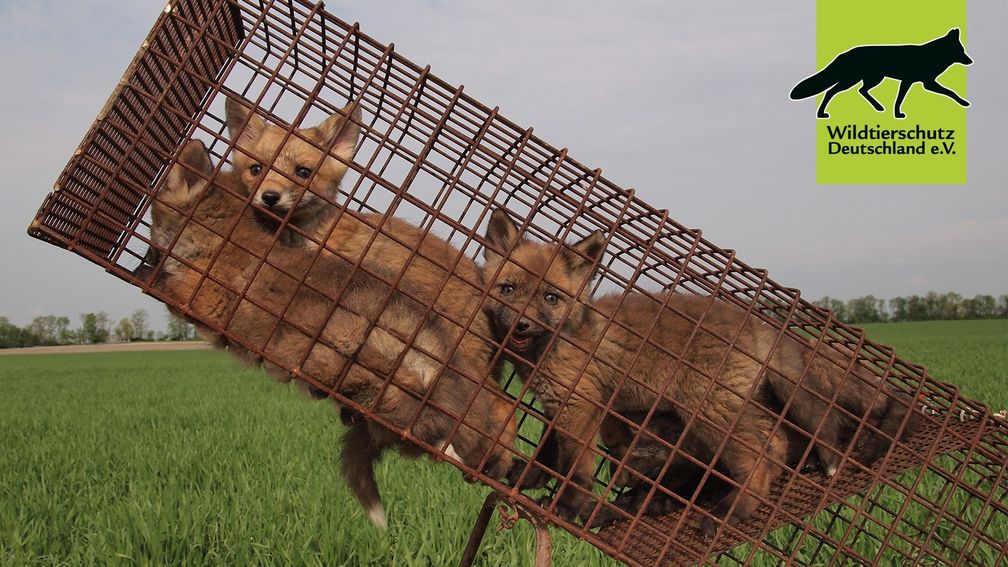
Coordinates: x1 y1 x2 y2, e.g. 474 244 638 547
366 503 388 530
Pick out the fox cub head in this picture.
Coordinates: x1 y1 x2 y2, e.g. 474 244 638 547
481 209 605 362
225 97 361 227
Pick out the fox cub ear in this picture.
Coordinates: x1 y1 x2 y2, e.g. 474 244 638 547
224 96 267 148
562 230 606 281
317 102 361 162
163 139 213 206
484 208 522 262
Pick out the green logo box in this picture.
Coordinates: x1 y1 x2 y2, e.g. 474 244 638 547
813 0 967 184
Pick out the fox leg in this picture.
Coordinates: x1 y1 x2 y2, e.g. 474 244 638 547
507 427 559 489
779 391 847 476
769 363 850 477
816 80 858 118
589 451 700 528
858 76 885 111
921 80 970 107
852 391 921 467
826 361 921 468
893 81 914 118
548 399 605 523
698 417 786 539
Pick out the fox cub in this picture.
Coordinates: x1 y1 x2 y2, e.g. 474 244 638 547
222 98 510 528
147 140 516 529
481 209 918 535
224 97 489 360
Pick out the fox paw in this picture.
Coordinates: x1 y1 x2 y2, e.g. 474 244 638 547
584 507 622 530
699 516 721 540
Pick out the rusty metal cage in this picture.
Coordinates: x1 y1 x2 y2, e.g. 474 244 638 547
28 1 1007 565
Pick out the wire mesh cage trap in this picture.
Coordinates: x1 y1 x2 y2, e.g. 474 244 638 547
28 1 1007 565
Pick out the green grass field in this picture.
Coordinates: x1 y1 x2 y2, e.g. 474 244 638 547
1 319 1005 565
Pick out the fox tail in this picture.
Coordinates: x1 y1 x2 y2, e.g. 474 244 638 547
790 63 838 100
341 422 388 530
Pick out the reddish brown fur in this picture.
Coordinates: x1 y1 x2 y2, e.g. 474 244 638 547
481 209 917 535
224 97 360 241
315 207 500 528
148 140 516 527
221 98 507 528
225 96 487 331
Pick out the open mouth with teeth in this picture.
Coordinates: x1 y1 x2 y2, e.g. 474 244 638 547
509 332 537 352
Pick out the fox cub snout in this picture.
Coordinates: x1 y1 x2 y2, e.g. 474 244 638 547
224 97 360 230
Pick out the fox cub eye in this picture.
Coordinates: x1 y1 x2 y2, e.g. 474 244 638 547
249 164 263 176
295 166 312 179
499 283 515 296
543 292 559 305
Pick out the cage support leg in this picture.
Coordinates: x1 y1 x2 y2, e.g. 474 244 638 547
458 492 553 567
529 511 553 567
458 492 501 566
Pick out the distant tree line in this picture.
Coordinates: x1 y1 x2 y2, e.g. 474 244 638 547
814 292 1008 324
0 310 196 349
2 291 1004 348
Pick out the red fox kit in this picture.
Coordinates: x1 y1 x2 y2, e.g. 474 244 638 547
225 96 487 345
482 209 917 535
790 28 972 119
223 98 510 528
147 140 516 528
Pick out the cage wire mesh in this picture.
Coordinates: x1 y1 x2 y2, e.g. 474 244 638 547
28 1 1006 565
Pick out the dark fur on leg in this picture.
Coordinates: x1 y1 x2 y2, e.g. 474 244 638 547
340 421 387 529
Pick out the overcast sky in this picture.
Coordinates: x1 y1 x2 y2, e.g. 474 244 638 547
0 1 1004 329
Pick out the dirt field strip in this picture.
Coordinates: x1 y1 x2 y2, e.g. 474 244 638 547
0 341 212 356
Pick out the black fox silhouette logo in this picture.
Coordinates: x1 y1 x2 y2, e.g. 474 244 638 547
790 28 972 119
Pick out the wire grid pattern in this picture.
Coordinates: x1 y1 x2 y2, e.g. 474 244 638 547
28 1 1006 565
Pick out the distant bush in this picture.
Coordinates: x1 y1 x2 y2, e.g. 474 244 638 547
814 292 1007 324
